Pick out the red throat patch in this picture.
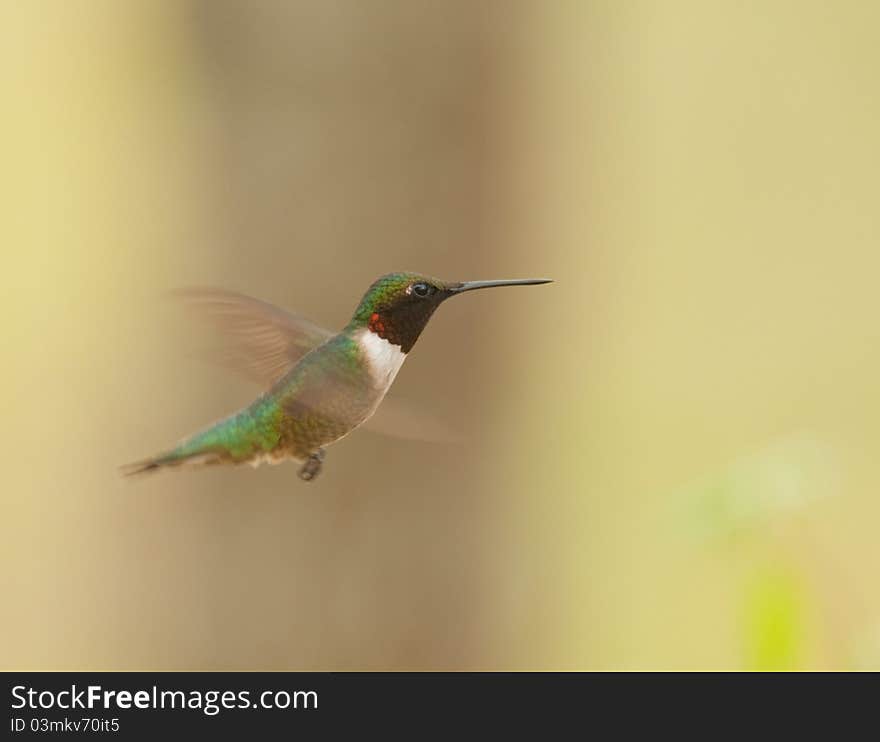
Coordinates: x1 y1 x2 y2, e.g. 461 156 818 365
369 312 386 336
365 301 440 353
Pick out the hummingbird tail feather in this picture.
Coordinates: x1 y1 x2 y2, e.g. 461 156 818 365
121 405 280 477
121 458 163 476
121 448 227 476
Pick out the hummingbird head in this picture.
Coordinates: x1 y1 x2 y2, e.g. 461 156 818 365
349 272 552 353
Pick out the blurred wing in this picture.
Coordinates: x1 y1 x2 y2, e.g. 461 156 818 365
363 398 461 444
174 287 333 387
175 287 459 444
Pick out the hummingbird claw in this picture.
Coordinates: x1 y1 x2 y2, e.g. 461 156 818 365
298 449 325 482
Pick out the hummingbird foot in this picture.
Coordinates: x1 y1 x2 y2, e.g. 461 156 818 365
298 449 325 482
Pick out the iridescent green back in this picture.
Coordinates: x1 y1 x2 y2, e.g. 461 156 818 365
271 332 379 459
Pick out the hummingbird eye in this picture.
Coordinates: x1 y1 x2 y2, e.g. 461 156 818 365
411 282 432 298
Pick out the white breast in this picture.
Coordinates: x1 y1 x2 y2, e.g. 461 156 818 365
357 329 407 390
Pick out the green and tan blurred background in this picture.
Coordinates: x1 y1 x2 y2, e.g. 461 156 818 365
3 1 880 671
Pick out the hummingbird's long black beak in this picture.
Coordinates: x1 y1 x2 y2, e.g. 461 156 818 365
447 278 553 294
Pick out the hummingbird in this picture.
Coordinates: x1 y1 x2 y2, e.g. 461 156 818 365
124 272 552 482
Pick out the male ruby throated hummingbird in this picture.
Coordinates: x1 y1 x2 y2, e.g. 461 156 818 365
124 272 552 481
